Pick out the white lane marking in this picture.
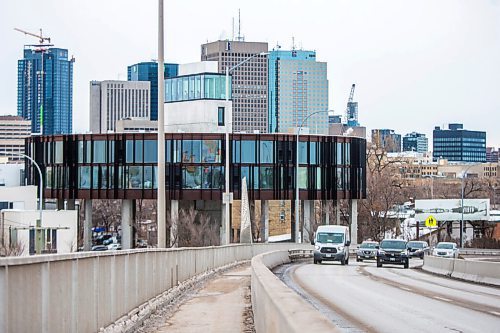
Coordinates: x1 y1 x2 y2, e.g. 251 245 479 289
433 296 452 302
400 287 412 291
489 311 500 316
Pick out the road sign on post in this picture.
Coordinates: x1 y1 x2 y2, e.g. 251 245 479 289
425 215 437 227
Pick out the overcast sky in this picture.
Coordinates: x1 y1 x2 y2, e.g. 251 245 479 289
1 0 499 147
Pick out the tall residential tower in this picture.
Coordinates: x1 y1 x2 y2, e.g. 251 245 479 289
268 49 328 134
17 48 74 134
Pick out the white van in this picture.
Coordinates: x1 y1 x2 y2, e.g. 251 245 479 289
312 225 351 265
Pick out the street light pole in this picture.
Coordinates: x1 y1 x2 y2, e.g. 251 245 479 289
157 0 166 248
295 110 329 243
222 51 268 245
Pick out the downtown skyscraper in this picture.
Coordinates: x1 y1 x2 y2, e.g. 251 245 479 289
17 47 74 134
127 62 178 121
201 40 268 133
268 49 329 134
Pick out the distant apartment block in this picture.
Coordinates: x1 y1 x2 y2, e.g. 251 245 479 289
0 116 31 163
201 40 268 133
433 123 486 162
18 48 74 135
486 147 499 163
127 61 178 121
371 129 401 152
89 80 150 133
268 49 328 134
403 132 428 153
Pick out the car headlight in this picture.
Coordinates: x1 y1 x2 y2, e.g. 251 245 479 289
314 245 320 251
378 250 385 255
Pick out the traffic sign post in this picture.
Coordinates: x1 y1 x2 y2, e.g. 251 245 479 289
425 215 437 227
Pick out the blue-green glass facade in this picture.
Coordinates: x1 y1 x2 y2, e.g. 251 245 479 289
127 62 179 120
433 124 486 162
17 48 73 134
268 50 329 134
165 73 231 102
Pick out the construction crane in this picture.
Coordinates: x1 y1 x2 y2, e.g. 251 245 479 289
15 28 53 135
14 28 52 47
345 83 359 127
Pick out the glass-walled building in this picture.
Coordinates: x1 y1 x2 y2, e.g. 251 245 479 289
165 73 231 102
26 133 366 201
433 124 486 162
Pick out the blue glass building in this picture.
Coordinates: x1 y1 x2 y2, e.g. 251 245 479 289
433 124 486 162
403 132 428 153
17 48 74 134
127 62 179 121
268 50 329 134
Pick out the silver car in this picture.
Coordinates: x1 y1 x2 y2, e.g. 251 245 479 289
356 241 379 262
432 242 459 258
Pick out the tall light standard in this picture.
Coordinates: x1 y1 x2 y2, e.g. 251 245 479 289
157 0 166 248
295 110 329 243
460 164 479 248
222 51 268 245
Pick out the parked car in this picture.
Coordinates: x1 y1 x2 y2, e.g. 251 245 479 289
406 241 430 259
432 242 459 258
107 243 122 251
91 245 108 251
312 225 351 265
356 241 379 262
377 239 409 269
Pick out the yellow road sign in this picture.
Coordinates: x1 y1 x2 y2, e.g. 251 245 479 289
425 215 437 227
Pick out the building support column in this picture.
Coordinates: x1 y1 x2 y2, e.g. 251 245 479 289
66 199 75 210
322 200 330 225
170 200 179 248
121 199 135 250
335 200 341 225
83 199 92 251
56 199 64 210
260 200 269 242
303 200 314 243
349 199 358 245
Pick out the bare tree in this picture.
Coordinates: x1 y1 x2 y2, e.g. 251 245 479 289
171 207 220 247
0 241 25 257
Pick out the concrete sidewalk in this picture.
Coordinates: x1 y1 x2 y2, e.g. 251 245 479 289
143 264 254 333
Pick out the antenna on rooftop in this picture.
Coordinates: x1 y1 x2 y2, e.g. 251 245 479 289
235 9 245 41
292 36 296 50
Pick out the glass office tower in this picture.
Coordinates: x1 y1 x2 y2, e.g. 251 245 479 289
433 124 486 162
17 48 74 134
128 62 178 121
268 50 329 134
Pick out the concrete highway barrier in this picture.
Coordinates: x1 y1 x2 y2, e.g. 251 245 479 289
0 243 310 333
251 250 340 333
423 255 500 286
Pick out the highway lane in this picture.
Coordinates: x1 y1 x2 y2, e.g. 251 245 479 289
285 259 500 333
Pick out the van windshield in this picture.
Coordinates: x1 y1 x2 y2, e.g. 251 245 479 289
317 232 344 244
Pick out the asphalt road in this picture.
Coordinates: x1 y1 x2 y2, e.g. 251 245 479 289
284 258 500 333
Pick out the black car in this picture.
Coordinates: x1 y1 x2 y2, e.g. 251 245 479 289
377 239 409 269
406 241 430 259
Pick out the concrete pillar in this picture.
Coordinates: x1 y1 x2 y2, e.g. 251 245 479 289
83 199 92 251
170 200 179 248
260 200 269 242
349 199 358 245
322 200 330 225
335 200 341 225
303 200 314 243
66 199 76 210
121 199 135 250
56 199 64 210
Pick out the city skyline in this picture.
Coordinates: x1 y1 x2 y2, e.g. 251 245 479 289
1 0 499 145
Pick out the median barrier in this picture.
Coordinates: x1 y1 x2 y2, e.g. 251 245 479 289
423 256 500 286
251 250 340 333
422 255 454 276
0 243 310 333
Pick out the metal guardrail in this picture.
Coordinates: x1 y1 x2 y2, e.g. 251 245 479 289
459 248 500 256
288 248 313 260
